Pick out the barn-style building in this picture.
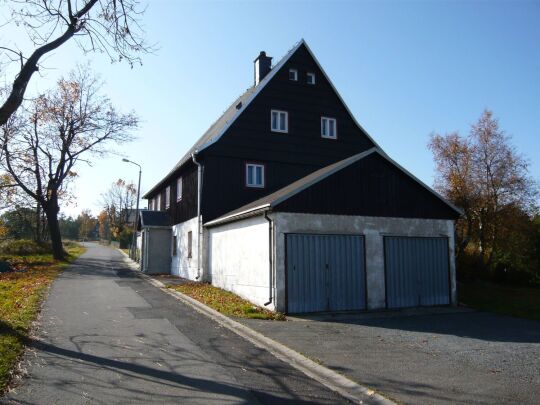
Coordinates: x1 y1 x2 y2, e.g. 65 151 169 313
140 40 461 313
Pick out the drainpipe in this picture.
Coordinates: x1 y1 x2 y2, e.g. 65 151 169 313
264 211 273 306
191 152 203 280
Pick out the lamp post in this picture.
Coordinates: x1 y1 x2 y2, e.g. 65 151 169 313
122 158 141 261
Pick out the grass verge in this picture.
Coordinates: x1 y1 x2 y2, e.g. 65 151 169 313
167 281 285 321
459 282 540 321
0 243 86 394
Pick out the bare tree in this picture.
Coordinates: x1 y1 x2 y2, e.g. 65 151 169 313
0 0 150 126
1 66 138 259
100 178 137 239
429 109 537 265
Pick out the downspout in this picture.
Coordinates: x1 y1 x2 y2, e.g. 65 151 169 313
264 211 273 306
191 152 203 280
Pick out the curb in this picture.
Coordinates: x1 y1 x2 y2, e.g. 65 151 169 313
117 251 394 405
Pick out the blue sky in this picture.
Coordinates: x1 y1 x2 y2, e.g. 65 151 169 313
3 0 539 216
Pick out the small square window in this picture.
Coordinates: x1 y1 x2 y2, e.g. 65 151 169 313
289 69 298 81
271 110 288 133
321 117 337 139
307 72 316 85
176 177 183 201
165 186 171 209
246 163 265 188
187 231 193 258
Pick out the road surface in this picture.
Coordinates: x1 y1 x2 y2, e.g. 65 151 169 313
2 243 347 404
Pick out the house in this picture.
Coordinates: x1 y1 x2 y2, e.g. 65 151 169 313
140 40 461 313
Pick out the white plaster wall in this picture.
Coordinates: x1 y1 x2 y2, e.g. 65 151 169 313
171 216 200 280
272 212 456 312
208 215 273 310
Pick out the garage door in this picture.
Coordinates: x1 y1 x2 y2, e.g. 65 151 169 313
384 236 450 308
286 234 366 313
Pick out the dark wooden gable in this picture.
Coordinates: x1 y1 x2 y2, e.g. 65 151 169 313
274 153 460 220
204 43 375 166
201 43 377 221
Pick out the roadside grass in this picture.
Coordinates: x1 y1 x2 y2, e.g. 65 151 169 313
167 281 285 321
0 243 85 394
459 282 540 321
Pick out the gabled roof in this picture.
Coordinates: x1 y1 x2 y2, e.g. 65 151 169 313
144 39 381 198
205 148 463 227
139 210 170 228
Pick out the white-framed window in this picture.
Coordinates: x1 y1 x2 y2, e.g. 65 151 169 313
289 68 298 81
156 193 161 211
307 72 316 85
176 177 183 201
172 235 177 256
187 231 193 258
321 117 337 139
165 186 170 209
271 110 288 133
245 163 265 188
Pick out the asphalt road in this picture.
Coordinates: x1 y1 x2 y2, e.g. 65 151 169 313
2 243 348 405
241 308 540 404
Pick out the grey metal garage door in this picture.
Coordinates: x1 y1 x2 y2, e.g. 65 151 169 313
384 236 450 308
286 234 366 313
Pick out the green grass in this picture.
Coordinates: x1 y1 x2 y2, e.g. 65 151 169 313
0 243 85 394
459 282 540 321
168 281 285 321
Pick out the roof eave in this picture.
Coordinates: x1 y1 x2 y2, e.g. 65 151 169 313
204 204 271 228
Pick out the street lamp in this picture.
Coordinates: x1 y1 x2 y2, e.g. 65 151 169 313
122 158 142 261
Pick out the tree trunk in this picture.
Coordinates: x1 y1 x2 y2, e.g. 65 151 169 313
44 197 64 260
35 202 41 243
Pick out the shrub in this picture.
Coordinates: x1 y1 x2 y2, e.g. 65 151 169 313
0 239 51 256
118 228 133 249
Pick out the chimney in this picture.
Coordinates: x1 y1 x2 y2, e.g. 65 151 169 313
254 51 272 85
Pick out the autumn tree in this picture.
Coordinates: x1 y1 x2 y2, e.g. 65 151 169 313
0 0 150 126
429 110 538 277
97 209 111 241
78 209 97 241
1 67 138 259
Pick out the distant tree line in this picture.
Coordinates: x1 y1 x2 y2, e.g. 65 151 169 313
429 110 540 285
0 207 98 243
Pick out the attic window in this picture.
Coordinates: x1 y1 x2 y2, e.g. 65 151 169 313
246 163 265 188
156 194 162 211
271 110 288 133
307 72 316 85
321 117 337 139
165 186 171 209
289 69 298 81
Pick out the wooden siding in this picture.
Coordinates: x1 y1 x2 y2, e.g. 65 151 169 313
146 162 198 224
200 43 376 221
201 155 317 222
205 44 375 166
275 153 459 220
